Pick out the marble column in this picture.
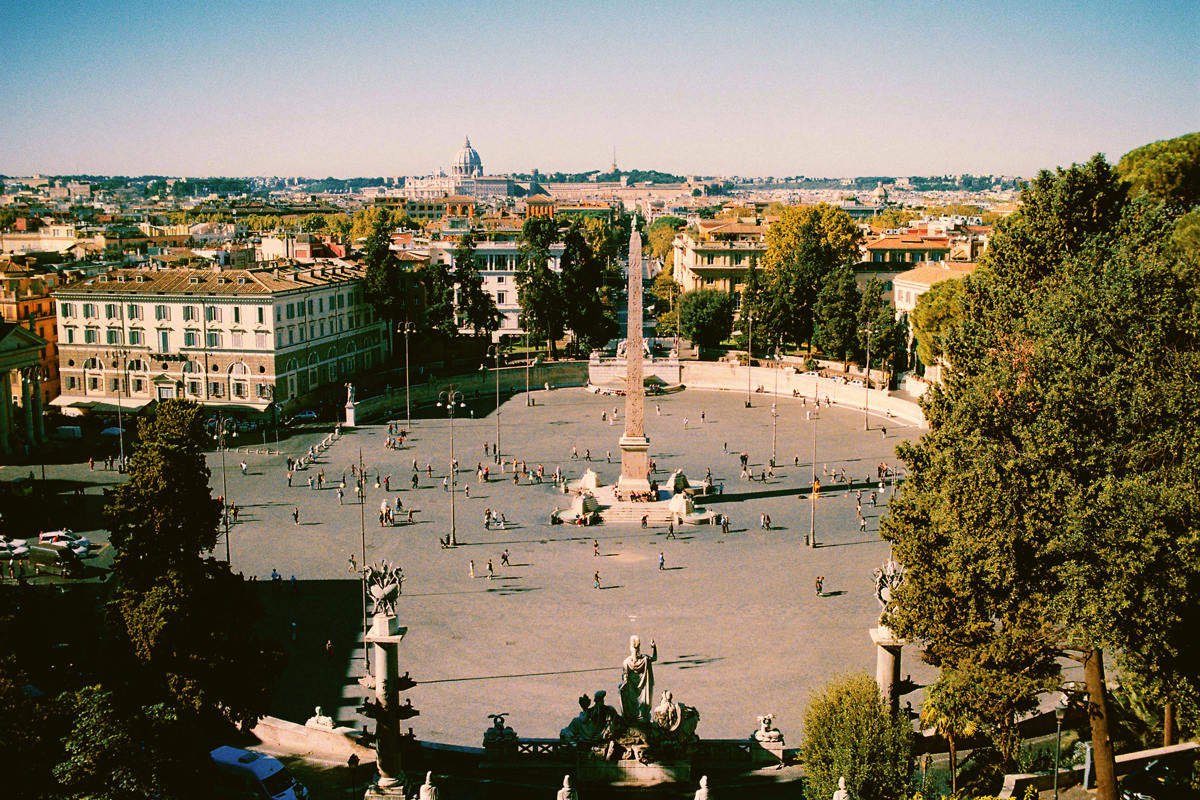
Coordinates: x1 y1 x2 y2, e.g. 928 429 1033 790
0 371 9 454
618 214 651 494
32 373 44 443
21 369 34 445
870 626 905 714
364 614 412 799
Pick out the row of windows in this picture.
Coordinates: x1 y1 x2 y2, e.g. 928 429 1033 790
63 327 270 349
279 291 358 321
67 375 269 399
61 302 269 325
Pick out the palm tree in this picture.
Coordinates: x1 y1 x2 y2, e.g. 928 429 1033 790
920 673 980 796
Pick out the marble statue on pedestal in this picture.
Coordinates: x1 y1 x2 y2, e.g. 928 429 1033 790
753 713 783 743
418 772 438 800
651 691 700 743
346 382 356 406
833 776 850 800
619 636 657 723
557 775 579 800
305 706 335 730
694 775 710 799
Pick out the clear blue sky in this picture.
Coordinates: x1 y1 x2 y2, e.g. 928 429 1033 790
2 0 1196 179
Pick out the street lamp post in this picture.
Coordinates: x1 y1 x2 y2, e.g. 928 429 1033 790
745 311 753 408
208 415 236 564
771 350 782 467
486 345 501 463
342 450 380 671
863 321 872 430
809 407 818 548
437 387 466 546
524 331 532 406
1053 696 1067 800
400 322 415 430
105 347 131 469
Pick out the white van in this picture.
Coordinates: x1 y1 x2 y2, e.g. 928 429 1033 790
210 746 308 800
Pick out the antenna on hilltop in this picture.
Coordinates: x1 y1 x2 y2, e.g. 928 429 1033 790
611 145 618 174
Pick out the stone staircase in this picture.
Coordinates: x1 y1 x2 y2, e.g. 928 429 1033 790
598 502 675 525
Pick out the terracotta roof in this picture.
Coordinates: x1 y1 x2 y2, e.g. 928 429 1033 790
526 194 554 203
864 235 951 250
893 263 976 288
54 260 368 297
443 195 476 203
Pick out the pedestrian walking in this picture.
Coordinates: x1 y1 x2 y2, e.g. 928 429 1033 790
593 539 599 557
348 554 357 572
337 487 344 504
658 552 665 571
412 474 419 489
815 576 824 597
641 515 648 529
326 639 334 663
594 570 601 590
240 460 248 475
487 559 495 579
859 515 868 532
307 476 314 490
464 484 470 498
501 549 510 566
870 491 877 507
469 560 475 579
700 411 705 424
287 471 293 487
442 477 449 491
292 507 300 525
666 522 676 540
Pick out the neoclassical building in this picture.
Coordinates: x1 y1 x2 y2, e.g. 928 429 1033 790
52 260 391 418
402 137 515 199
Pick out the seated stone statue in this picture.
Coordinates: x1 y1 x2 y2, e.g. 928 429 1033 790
694 775 710 800
651 690 700 743
753 713 783 743
561 690 619 749
483 713 517 745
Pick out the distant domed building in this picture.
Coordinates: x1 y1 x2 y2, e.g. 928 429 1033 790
871 182 889 204
452 137 483 178
400 136 513 199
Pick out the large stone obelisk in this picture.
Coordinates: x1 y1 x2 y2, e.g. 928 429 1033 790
618 217 651 494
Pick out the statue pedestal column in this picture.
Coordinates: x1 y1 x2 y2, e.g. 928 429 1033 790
617 434 651 493
364 615 408 798
869 626 905 714
345 402 357 428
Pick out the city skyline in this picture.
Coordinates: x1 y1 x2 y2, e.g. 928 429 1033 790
2 0 1197 178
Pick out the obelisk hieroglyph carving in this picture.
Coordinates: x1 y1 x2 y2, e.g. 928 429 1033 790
618 216 651 493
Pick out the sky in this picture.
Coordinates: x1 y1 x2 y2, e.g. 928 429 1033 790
1 0 1197 179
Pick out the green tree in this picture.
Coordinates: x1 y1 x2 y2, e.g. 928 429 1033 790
882 154 1200 800
1116 131 1200 212
645 215 684 259
869 208 920 229
54 686 207 800
417 259 458 339
812 265 862 365
559 221 615 350
104 401 286 728
678 289 735 349
362 215 404 357
649 267 682 337
517 216 566 358
300 213 327 232
802 672 913 800
919 670 981 795
452 231 501 338
857 278 905 382
910 277 966 368
761 203 863 350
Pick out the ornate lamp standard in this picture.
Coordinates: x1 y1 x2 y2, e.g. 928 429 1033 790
485 344 501 463
525 330 533 406
809 407 819 548
207 415 237 563
341 450 380 670
437 387 466 546
1053 695 1068 800
745 310 754 407
861 321 872 430
104 346 132 468
399 321 415 430
770 348 782 468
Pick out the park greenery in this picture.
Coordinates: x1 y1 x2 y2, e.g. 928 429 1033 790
881 132 1200 800
678 288 736 349
802 672 914 800
0 400 285 798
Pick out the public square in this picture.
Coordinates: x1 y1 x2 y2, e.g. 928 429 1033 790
20 384 931 749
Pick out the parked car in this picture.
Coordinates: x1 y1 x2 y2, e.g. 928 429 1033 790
0 535 28 548
210 747 308 800
38 530 91 555
1 537 29 557
291 411 319 422
28 544 84 577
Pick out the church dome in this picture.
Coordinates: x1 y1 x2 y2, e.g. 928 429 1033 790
452 136 482 177
871 182 889 203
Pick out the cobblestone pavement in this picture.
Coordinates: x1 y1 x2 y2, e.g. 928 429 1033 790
11 386 935 750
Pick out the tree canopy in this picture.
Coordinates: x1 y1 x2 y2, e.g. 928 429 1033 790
760 203 862 349
881 153 1200 799
678 288 735 349
812 265 861 364
910 277 965 368
451 231 501 337
517 216 566 357
1117 131 1200 212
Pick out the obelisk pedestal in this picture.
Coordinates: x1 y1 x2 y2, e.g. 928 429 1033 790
618 216 651 495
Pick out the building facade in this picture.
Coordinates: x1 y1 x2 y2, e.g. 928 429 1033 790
0 261 62 406
671 221 768 299
52 260 389 417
